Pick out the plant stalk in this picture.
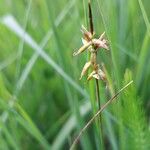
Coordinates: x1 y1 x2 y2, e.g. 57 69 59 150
88 1 104 149
70 81 133 150
95 79 104 148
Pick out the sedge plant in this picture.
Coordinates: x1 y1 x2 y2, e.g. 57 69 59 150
71 1 133 149
73 1 108 148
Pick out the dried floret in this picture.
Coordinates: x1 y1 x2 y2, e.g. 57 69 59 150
73 25 109 81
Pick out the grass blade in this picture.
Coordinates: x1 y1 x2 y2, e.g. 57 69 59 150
1 15 88 98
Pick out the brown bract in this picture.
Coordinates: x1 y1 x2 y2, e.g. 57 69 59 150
73 25 109 81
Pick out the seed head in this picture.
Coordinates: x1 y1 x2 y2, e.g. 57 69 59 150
73 25 109 81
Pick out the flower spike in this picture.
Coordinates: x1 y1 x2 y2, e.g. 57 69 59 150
80 61 91 80
99 32 105 40
73 25 109 81
73 41 92 56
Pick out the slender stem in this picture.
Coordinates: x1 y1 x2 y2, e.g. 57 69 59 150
95 78 104 148
96 79 101 109
88 1 104 148
70 81 133 150
88 1 94 34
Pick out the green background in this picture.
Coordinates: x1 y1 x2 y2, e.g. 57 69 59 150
0 0 150 149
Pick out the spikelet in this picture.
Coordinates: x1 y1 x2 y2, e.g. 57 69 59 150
73 25 109 81
80 61 91 80
73 41 92 56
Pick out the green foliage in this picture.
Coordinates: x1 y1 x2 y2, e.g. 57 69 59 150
121 70 150 150
0 0 150 149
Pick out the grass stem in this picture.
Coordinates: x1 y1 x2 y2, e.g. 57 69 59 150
70 80 133 150
89 1 104 149
95 79 104 149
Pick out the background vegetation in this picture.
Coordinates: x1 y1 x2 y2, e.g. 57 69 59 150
0 0 150 149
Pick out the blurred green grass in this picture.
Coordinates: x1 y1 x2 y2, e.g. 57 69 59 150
0 0 150 149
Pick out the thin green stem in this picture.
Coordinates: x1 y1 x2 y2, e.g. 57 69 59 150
70 81 133 150
95 79 100 109
88 1 104 149
95 79 104 149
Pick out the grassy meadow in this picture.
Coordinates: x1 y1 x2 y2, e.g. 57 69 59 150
0 0 150 149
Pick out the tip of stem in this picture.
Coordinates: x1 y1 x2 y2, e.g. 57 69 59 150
73 52 77 56
88 0 94 34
